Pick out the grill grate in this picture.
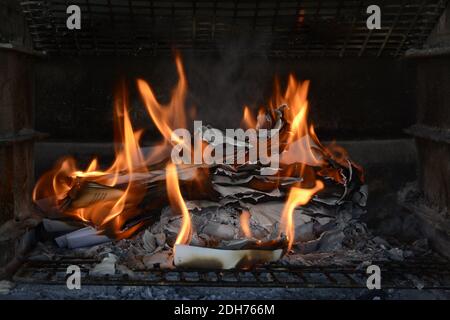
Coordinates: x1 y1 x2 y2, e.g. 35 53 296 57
20 0 448 57
13 257 450 289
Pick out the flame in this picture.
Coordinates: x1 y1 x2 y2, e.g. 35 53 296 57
33 84 147 238
33 53 363 252
241 106 257 129
262 74 324 179
280 180 324 251
240 210 252 238
268 75 364 182
274 76 319 150
33 54 195 241
166 163 192 245
298 9 305 24
137 54 188 147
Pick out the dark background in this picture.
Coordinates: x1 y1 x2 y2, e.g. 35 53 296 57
34 54 417 142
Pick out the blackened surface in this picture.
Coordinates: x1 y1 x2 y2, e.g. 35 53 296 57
0 52 34 135
20 0 449 58
414 55 450 211
0 0 35 224
34 56 416 142
0 0 33 47
5 284 450 299
416 138 450 212
417 57 450 129
0 51 36 224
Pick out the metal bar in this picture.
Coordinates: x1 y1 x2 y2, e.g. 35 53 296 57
395 0 428 57
342 273 360 287
415 0 447 48
233 0 238 27
170 0 175 50
13 257 450 289
150 0 156 55
252 0 260 32
106 0 117 55
192 1 197 47
377 0 406 57
85 0 99 54
234 270 242 283
211 0 217 41
268 271 282 285
305 0 322 57
340 0 364 57
65 0 80 54
322 270 338 284
322 0 344 57
18 0 450 58
293 269 307 284
271 0 280 33
359 7 375 59
20 2 44 51
128 0 137 54
48 1 62 55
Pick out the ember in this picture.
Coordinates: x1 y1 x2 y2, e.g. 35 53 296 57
32 54 366 269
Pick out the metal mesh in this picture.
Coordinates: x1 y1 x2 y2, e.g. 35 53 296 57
14 257 450 289
20 0 448 57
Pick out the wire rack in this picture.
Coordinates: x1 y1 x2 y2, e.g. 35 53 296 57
13 256 450 289
20 0 448 57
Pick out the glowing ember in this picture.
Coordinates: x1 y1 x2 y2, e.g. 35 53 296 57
240 210 252 238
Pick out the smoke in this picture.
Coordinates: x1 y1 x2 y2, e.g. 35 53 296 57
180 30 275 130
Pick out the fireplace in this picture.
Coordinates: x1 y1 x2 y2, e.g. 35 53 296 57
1 0 450 300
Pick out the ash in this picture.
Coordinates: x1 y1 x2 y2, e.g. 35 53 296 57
7 195 447 300
5 284 450 300
27 201 436 274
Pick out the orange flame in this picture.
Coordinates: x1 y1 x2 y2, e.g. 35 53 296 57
276 76 322 163
237 74 324 173
280 180 324 251
32 158 77 202
166 163 192 245
137 54 188 147
241 106 257 129
33 84 147 238
269 74 363 181
33 53 363 251
240 210 252 238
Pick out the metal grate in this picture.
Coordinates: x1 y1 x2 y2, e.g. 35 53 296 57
20 0 448 57
13 257 450 289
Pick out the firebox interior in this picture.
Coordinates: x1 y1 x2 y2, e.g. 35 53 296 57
1 0 450 299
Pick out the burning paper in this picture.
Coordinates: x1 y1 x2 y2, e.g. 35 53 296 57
174 244 283 269
33 53 366 269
